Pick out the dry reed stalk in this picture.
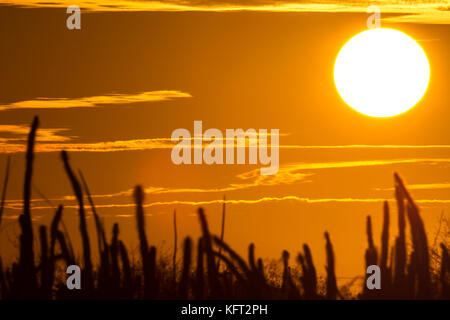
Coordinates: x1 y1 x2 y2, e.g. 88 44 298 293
39 225 50 297
198 208 221 298
325 232 338 299
173 210 177 282
134 185 152 297
395 173 431 298
0 258 7 299
394 181 407 291
440 243 449 298
119 240 132 296
111 223 120 290
79 171 108 262
179 237 192 299
55 230 75 266
48 205 63 297
248 243 256 272
217 196 226 270
298 244 318 298
19 116 39 296
213 235 251 279
0 155 10 227
195 237 205 299
380 201 390 270
61 150 93 290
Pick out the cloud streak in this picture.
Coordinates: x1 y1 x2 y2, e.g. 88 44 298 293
3 0 450 24
1 136 450 154
1 158 448 205
237 158 450 181
375 182 450 191
3 195 450 212
0 125 74 142
0 90 192 111
282 145 450 150
0 138 174 154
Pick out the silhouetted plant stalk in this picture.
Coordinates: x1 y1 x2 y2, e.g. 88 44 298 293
380 201 391 293
0 258 7 298
195 237 205 299
0 156 10 299
298 244 318 299
217 196 226 270
39 226 50 298
198 208 221 298
47 205 63 298
18 116 39 297
119 240 132 297
173 210 177 283
134 185 159 298
324 232 338 299
178 237 191 299
363 216 378 298
395 173 432 298
440 244 449 298
110 223 121 291
61 150 93 291
79 171 109 276
0 155 10 226
281 250 300 299
393 181 407 294
55 230 75 266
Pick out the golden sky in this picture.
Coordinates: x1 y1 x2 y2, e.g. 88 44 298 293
0 2 448 278
3 0 450 23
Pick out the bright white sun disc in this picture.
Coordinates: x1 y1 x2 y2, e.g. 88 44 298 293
334 28 430 117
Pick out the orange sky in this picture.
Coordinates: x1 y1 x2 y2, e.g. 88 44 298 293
0 3 449 278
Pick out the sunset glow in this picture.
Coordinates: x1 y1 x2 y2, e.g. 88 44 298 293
0 1 448 303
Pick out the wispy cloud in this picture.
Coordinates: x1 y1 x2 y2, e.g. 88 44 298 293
0 138 174 154
282 145 450 149
375 182 450 191
1 134 450 154
0 90 191 111
2 158 448 206
237 158 450 182
0 125 74 142
3 195 450 212
3 0 450 24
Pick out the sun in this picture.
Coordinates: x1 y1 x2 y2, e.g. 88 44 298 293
334 28 430 117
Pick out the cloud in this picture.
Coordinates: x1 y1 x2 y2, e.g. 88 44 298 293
87 170 312 199
2 157 448 207
0 132 281 154
237 158 450 181
3 0 450 24
0 90 192 111
375 182 450 191
1 132 450 154
3 195 450 212
0 125 74 142
0 138 175 154
76 158 450 198
282 145 450 149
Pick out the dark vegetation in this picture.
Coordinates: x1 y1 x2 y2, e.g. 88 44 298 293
0 117 448 300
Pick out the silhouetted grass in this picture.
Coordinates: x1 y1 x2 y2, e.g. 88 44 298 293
0 117 448 300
